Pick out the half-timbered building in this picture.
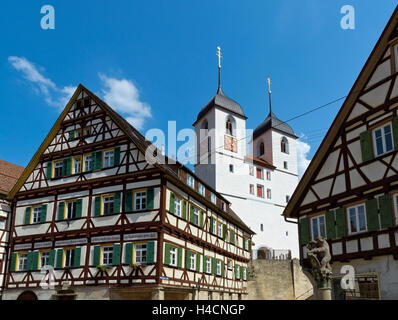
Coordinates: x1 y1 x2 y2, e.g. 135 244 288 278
0 160 24 298
283 6 398 299
3 84 253 300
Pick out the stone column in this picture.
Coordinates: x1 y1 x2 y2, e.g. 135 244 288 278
316 279 332 300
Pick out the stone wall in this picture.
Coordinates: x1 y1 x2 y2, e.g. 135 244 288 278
247 259 313 300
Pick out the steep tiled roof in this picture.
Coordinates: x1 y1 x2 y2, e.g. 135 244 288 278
0 160 24 196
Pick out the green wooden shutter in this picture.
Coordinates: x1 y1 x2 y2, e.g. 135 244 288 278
299 218 310 245
147 241 155 263
360 131 373 162
248 240 252 251
62 158 68 176
177 247 183 268
200 211 204 228
10 253 17 272
57 202 65 220
26 252 33 270
223 224 227 239
113 192 121 214
32 251 39 270
169 192 175 214
24 207 31 225
190 204 195 224
203 255 207 273
114 146 121 166
147 187 154 209
325 211 336 240
392 117 398 150
40 204 47 223
221 261 225 277
93 246 101 266
68 130 74 140
336 208 347 238
56 249 64 268
125 190 133 212
240 265 244 279
185 250 191 269
113 244 121 265
366 198 379 232
234 265 238 279
196 254 201 272
379 194 394 229
46 161 53 179
230 230 235 244
75 199 83 218
73 248 81 267
164 243 171 265
94 196 101 216
209 217 214 233
49 250 56 267
212 258 217 275
125 243 133 264
95 151 102 169
182 200 187 220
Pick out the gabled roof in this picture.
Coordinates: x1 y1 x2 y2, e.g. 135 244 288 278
8 84 254 234
194 86 247 125
253 112 297 140
283 6 398 218
0 160 24 196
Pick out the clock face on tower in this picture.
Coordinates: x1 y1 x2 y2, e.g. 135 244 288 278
224 135 237 153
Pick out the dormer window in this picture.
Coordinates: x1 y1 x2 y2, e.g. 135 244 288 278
281 137 289 154
187 175 194 188
259 142 265 156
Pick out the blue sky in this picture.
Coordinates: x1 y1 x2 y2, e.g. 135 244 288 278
0 1 397 176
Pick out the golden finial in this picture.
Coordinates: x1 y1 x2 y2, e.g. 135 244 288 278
267 76 272 114
217 46 222 69
267 76 272 94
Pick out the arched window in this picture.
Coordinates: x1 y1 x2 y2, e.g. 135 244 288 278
225 116 236 136
281 137 289 154
259 142 265 156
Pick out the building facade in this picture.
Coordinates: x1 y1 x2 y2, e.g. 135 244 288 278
3 85 253 300
283 6 398 300
194 74 299 258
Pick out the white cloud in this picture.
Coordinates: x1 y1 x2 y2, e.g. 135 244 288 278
296 135 312 179
8 56 76 109
99 74 152 130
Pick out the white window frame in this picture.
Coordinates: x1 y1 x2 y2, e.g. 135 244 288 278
103 196 114 215
134 243 147 264
206 257 211 273
217 222 223 238
32 206 41 224
256 168 263 180
311 215 326 240
216 260 222 275
193 207 200 226
103 150 114 168
169 246 177 267
67 201 77 220
267 189 272 199
373 123 394 157
198 183 205 196
174 197 182 218
236 265 240 280
84 154 93 172
73 157 81 174
64 249 74 268
134 191 147 211
54 161 63 178
18 253 28 271
211 193 216 204
190 252 196 270
243 268 247 280
212 218 217 234
187 175 194 188
102 246 113 266
40 251 50 268
347 204 367 235
266 171 271 181
0 218 5 230
249 166 254 176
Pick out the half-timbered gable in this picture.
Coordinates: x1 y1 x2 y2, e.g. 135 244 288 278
4 84 253 300
283 7 398 300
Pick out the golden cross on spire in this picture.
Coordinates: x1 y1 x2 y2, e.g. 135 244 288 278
267 76 272 94
217 46 222 69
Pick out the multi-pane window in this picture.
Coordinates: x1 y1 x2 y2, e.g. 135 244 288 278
217 222 223 238
84 155 92 172
64 249 75 267
174 197 182 217
249 184 254 195
348 204 367 234
103 196 114 215
32 206 42 224
249 166 254 176
211 192 216 204
311 215 326 240
198 183 205 196
206 257 211 273
103 150 114 168
373 123 394 156
266 189 271 199
67 201 77 220
73 157 81 174
0 218 5 230
190 253 196 270
193 207 200 225
18 253 28 271
257 185 264 198
187 175 194 188
134 244 147 264
135 191 147 211
102 246 113 265
256 168 263 179
54 161 63 178
216 260 222 275
266 171 271 181
40 252 50 268
212 218 217 234
169 246 177 266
